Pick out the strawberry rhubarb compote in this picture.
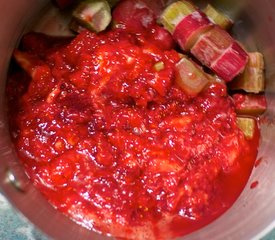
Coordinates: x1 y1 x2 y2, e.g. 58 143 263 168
7 0 259 239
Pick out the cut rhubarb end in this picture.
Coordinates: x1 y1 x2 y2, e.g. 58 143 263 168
72 0 111 33
175 56 209 96
211 41 248 82
232 93 267 116
173 10 213 51
191 25 233 67
237 117 257 140
229 52 265 93
203 4 233 30
160 0 197 33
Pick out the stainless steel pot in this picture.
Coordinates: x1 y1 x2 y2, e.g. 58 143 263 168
0 0 275 239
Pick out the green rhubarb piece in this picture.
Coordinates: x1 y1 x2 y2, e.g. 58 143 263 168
72 0 111 33
237 117 257 140
160 1 196 33
203 4 233 29
175 56 209 96
154 61 165 72
229 52 265 93
233 93 267 116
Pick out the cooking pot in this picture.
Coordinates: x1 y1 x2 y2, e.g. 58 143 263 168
0 0 275 239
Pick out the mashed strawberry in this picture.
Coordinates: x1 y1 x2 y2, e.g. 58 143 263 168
7 5 259 239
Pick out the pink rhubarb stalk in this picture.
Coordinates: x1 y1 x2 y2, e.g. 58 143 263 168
191 26 248 81
173 10 213 51
232 93 267 116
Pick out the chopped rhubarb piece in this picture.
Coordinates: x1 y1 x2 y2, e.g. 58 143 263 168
203 4 233 29
232 93 267 116
211 41 248 82
160 1 213 51
154 61 165 72
191 26 248 81
161 2 248 80
229 52 265 93
191 26 233 67
72 0 112 33
175 56 209 96
160 0 197 33
112 0 156 32
173 10 213 51
237 117 257 140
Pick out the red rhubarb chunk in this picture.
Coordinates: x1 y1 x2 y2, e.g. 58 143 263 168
211 41 248 82
173 10 213 51
191 26 233 66
232 93 267 116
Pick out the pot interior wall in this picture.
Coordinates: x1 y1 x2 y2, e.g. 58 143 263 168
0 0 275 240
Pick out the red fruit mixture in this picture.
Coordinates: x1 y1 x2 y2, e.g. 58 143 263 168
7 1 259 239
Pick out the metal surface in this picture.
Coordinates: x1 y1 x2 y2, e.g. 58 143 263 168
0 0 275 239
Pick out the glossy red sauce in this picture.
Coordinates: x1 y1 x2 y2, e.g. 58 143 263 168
7 5 259 240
